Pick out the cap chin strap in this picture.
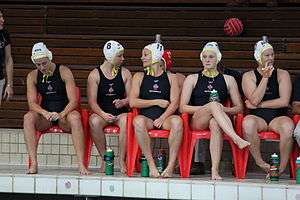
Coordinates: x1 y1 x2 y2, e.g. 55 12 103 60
112 65 120 76
202 68 219 78
41 67 55 83
144 66 155 76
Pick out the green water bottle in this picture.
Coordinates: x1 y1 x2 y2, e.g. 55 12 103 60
140 155 149 177
296 156 300 184
156 150 166 174
104 148 114 175
209 89 220 102
270 153 280 181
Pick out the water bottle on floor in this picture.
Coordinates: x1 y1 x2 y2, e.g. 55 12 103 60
270 153 279 181
296 156 300 184
156 150 166 174
104 148 114 175
141 154 149 177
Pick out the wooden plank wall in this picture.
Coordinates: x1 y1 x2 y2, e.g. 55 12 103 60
1 2 300 128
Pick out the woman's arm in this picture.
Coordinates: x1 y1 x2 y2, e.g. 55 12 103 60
59 66 77 118
223 75 243 114
179 74 202 114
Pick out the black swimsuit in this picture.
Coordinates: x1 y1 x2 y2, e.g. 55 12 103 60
190 71 229 106
249 69 287 124
96 67 128 116
139 72 170 120
37 64 68 125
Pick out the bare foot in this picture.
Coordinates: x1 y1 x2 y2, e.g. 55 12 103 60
149 166 160 178
26 165 38 175
236 138 250 149
161 167 174 178
119 161 127 174
257 162 270 173
79 167 90 175
211 169 222 180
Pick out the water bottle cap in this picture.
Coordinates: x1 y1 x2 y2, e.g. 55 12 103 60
297 156 300 160
106 148 113 152
155 34 161 44
262 35 268 43
271 153 278 158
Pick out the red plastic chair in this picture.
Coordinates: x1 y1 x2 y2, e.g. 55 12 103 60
28 87 93 168
181 100 244 178
127 108 189 177
236 114 299 179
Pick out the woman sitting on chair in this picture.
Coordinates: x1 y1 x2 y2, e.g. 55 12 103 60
129 43 182 178
180 42 250 180
23 42 89 175
242 39 294 176
88 40 132 174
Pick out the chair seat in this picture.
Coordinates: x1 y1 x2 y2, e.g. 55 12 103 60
191 130 211 139
41 126 66 134
191 130 233 141
148 129 170 138
104 125 120 134
258 131 280 140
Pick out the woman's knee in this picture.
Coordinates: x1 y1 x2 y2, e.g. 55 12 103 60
133 116 146 131
67 111 81 125
208 101 222 111
170 116 183 131
278 119 294 139
117 114 128 129
242 116 257 135
23 111 37 125
89 114 105 129
209 118 221 133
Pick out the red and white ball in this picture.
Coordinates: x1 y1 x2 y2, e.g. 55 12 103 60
224 18 244 37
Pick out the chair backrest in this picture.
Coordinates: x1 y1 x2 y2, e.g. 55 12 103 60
37 86 81 110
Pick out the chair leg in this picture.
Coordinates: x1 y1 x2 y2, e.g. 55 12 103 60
81 109 92 168
289 143 299 179
179 125 190 178
184 138 197 178
126 112 134 176
228 140 240 178
177 139 187 178
127 134 139 177
239 147 250 179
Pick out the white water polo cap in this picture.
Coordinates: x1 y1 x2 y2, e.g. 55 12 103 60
103 40 124 62
254 40 273 64
144 42 164 64
31 42 53 63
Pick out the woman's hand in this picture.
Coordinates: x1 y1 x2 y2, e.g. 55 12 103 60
261 62 274 78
